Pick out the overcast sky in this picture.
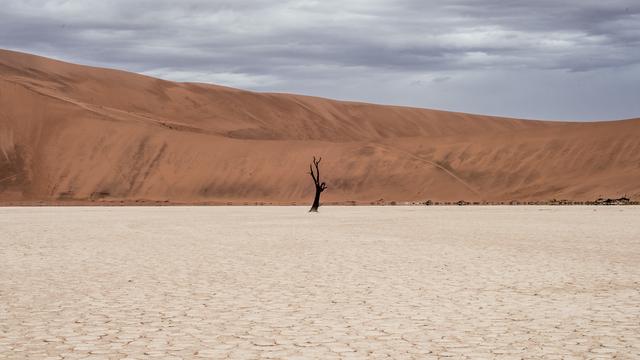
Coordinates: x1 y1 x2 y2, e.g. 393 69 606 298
1 0 639 120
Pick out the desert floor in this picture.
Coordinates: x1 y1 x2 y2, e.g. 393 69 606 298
1 206 639 359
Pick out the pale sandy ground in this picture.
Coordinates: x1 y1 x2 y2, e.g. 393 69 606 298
1 206 639 360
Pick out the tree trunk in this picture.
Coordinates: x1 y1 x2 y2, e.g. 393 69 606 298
309 186 321 212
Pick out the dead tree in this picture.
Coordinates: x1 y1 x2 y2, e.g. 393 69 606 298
308 156 327 212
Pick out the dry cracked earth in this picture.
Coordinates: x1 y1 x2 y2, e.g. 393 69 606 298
1 206 639 359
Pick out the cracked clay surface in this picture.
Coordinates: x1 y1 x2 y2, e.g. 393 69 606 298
1 206 639 359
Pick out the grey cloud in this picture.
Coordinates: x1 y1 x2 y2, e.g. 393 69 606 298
0 0 638 120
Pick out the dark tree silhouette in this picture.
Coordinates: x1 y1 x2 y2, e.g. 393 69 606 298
308 156 327 212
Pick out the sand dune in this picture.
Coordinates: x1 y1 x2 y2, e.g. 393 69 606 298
1 49 638 204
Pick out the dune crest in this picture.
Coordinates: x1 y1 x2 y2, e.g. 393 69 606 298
1 49 638 204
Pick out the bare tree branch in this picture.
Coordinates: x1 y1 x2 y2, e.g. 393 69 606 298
314 157 321 183
309 163 317 183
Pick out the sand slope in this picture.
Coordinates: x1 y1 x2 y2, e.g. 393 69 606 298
1 49 638 204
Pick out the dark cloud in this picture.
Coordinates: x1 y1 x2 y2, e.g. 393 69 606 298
1 0 639 120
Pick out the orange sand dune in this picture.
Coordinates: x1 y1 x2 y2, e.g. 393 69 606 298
1 49 638 204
